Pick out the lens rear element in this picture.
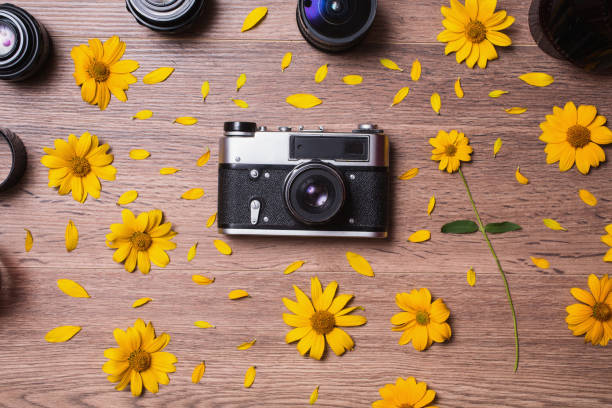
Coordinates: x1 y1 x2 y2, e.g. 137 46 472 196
0 23 16 57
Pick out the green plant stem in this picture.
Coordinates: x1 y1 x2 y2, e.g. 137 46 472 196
458 167 519 372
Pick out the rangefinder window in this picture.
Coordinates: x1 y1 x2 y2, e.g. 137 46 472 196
290 136 368 161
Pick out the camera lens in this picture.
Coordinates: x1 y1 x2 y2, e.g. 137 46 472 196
285 162 346 225
297 0 377 52
0 128 26 192
126 0 206 33
0 4 50 81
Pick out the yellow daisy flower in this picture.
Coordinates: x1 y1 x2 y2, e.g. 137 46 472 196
566 274 612 346
71 36 138 111
430 130 473 173
283 276 367 360
41 132 116 203
437 0 515 68
539 102 612 174
391 288 451 351
372 376 438 408
103 319 177 396
602 224 612 262
106 209 177 274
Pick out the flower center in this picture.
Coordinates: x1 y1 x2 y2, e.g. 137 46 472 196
70 157 91 177
128 349 151 372
566 125 591 148
593 302 611 322
89 60 110 82
416 311 430 325
310 310 336 335
445 144 458 157
466 20 486 43
130 232 152 251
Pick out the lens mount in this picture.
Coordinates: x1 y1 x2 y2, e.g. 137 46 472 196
126 0 206 33
284 161 346 225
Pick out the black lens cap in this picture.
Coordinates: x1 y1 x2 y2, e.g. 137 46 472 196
224 122 257 133
126 0 206 33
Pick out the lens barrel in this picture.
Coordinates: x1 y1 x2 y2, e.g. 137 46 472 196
529 0 612 74
0 128 26 192
297 0 377 52
126 0 206 33
0 3 50 81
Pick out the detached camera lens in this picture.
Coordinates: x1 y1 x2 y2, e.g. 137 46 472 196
126 0 206 33
297 0 377 52
0 4 50 81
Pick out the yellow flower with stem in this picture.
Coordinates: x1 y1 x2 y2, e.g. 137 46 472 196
437 0 515 68
41 132 116 203
539 102 612 174
566 274 612 346
372 376 438 408
103 319 177 396
106 209 177 274
431 132 520 371
71 36 138 111
602 224 612 262
283 276 367 360
391 288 451 351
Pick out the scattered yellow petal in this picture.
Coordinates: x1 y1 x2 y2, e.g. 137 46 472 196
232 98 249 108
281 52 292 71
431 93 441 115
174 116 198 125
201 81 210 101
187 242 198 262
467 267 476 287
206 213 217 228
117 190 138 206
454 77 464 98
410 59 421 81
160 167 180 175
315 64 328 83
408 230 431 243
236 73 246 91
530 256 550 269
194 321 215 328
130 149 150 160
197 148 210 166
45 326 81 343
346 251 374 277
237 339 256 350
343 75 362 85
192 275 215 285
244 366 256 388
181 188 204 200
132 297 152 308
143 67 175 84
390 87 409 107
65 220 78 252
515 166 529 185
284 260 305 275
310 386 319 405
380 58 403 71
24 228 33 252
493 138 502 157
242 6 267 32
286 94 322 109
229 289 249 299
427 195 435 216
578 189 597 206
505 107 527 115
489 90 508 98
192 361 206 384
214 239 232 255
398 168 418 180
132 110 153 120
57 279 90 298
543 218 567 231
519 72 554 87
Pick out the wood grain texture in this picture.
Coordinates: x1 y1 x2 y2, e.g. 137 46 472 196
1 0 612 407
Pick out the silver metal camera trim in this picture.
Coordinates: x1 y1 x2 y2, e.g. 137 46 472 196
219 228 387 238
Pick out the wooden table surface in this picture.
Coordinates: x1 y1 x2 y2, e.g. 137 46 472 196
1 1 611 407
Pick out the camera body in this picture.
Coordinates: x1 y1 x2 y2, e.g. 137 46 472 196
218 122 389 238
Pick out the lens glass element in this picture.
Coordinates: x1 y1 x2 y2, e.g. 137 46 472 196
0 23 16 57
300 177 331 209
302 0 373 39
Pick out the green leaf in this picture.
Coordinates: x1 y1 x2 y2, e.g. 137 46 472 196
441 220 479 234
485 222 522 234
